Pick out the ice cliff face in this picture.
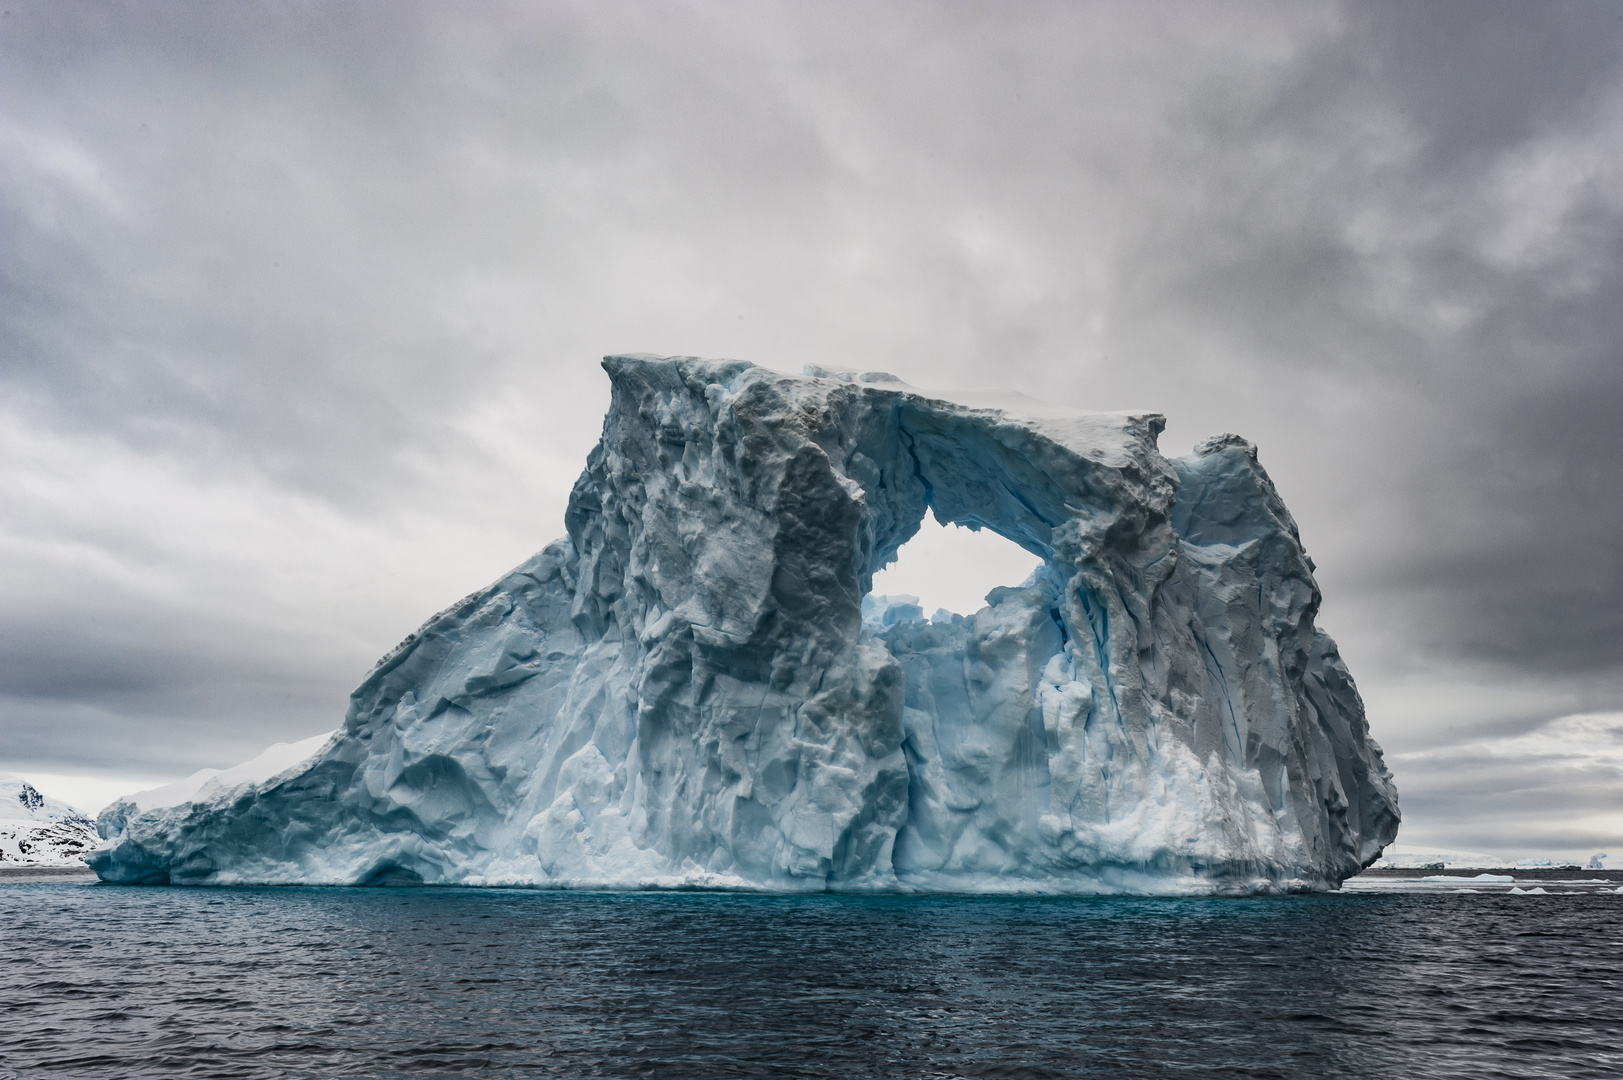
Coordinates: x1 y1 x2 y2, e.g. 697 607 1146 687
90 355 1398 892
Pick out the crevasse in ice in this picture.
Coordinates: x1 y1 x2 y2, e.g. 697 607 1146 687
90 355 1399 892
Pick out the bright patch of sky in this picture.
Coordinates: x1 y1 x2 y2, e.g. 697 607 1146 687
869 511 1042 618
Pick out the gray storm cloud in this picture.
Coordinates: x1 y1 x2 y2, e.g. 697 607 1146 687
2 0 1620 856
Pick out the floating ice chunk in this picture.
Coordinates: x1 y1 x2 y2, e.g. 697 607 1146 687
88 355 1400 892
1421 873 1514 883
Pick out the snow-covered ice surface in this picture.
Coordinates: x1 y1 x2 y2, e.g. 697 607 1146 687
107 733 337 818
1368 843 1614 871
1369 844 1505 869
1342 869 1623 895
0 774 98 867
90 356 1399 892
96 732 337 840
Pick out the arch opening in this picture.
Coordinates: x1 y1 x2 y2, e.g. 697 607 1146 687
867 508 1044 620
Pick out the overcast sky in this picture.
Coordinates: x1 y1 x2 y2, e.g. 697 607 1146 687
3 1 1621 859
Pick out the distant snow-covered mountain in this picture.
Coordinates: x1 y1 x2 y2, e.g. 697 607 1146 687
0 774 99 867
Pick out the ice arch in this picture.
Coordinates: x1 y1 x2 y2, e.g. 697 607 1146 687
90 356 1398 893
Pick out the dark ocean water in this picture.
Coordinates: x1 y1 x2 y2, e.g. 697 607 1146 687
2 882 1620 1079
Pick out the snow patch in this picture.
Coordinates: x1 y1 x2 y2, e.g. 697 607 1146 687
1421 873 1514 883
0 773 98 866
120 731 337 813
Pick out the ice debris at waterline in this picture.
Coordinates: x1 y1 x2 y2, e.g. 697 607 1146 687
90 355 1399 893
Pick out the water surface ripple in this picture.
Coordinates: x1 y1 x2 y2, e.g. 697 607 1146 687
2 885 1620 1078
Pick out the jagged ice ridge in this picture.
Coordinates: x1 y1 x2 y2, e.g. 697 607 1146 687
91 356 1399 892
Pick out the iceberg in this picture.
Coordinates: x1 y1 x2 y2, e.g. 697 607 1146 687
90 355 1399 892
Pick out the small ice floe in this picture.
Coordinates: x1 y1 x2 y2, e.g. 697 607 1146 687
1507 886 1548 895
1454 888 1480 893
1422 873 1513 883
